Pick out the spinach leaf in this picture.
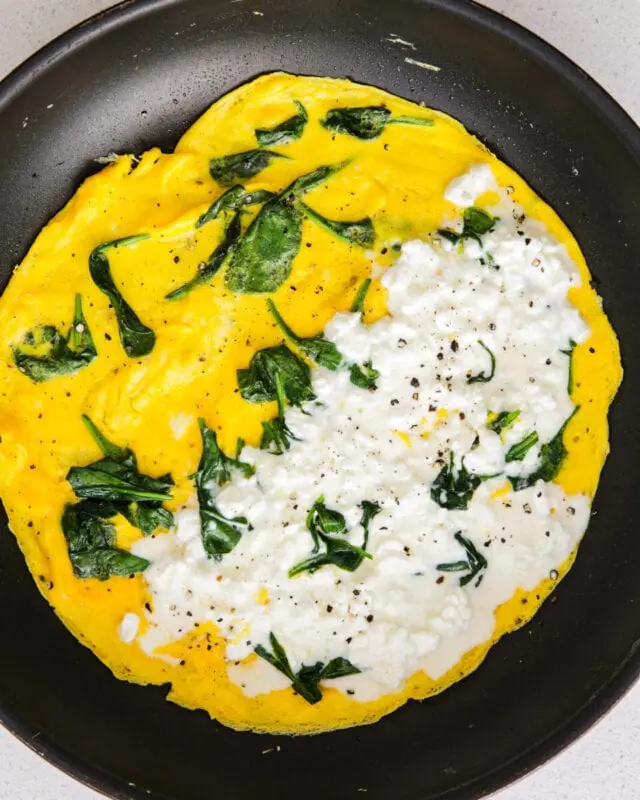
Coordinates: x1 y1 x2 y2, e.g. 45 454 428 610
196 185 275 229
281 161 349 201
12 294 97 382
267 298 343 371
561 339 577 394
209 149 287 186
225 162 348 294
260 372 300 455
349 360 379 390
255 101 308 147
505 431 539 463
195 418 253 559
431 453 499 511
350 278 372 315
89 235 155 358
437 531 488 588
61 500 150 581
225 196 302 293
487 410 520 435
67 415 174 504
467 340 496 384
322 105 433 140
289 496 373 577
439 207 498 245
166 210 243 300
300 203 375 247
508 408 578 492
359 500 381 549
254 632 360 705
120 502 174 537
237 344 315 406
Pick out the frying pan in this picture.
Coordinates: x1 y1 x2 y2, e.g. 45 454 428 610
0 1 638 798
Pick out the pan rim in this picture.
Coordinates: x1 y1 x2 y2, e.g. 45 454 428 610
0 1 638 799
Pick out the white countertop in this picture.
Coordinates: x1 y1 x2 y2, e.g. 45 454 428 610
0 1 638 798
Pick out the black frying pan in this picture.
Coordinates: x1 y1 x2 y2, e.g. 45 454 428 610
0 1 638 798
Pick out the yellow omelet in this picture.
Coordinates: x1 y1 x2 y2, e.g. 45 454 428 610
0 73 621 734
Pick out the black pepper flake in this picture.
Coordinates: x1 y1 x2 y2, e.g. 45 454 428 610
366 614 374 623
353 589 360 596
436 352 444 361
410 377 420 387
451 340 459 352
390 398 399 406
347 689 355 696
436 576 445 585
326 604 333 613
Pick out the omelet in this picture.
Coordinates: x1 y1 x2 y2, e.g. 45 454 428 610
0 73 621 734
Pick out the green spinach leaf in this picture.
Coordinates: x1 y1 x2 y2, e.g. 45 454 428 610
487 410 520 435
350 278 372 315
289 496 374 577
12 294 97 382
505 431 539 463
561 339 577 394
255 101 308 147
467 340 496 384
89 235 154 358
439 207 498 246
209 149 287 186
322 105 433 140
300 203 375 247
225 162 348 294
431 453 499 511
267 298 343 371
67 415 174 504
237 344 315 406
61 500 150 581
260 372 300 455
196 185 275 229
195 418 253 559
166 210 243 300
225 197 302 293
437 531 488 588
359 500 381 549
349 360 379 390
508 408 578 492
254 632 360 705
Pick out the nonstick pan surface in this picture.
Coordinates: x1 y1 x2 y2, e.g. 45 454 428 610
0 1 638 799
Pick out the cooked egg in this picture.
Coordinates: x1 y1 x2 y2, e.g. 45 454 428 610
0 73 621 735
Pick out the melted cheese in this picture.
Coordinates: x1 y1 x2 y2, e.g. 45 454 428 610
0 73 621 734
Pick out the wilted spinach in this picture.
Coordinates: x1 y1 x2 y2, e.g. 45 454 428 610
67 415 174 505
350 278 372 315
508 408 578 492
467 340 496 384
288 496 374 577
61 500 150 581
209 149 287 186
267 298 343 371
225 162 348 294
487 410 521 436
437 531 488 588
431 453 499 511
166 211 243 300
260 372 300 455
237 344 315 406
255 100 308 147
349 360 379 390
254 632 360 705
561 339 577 394
195 418 254 559
12 294 97 382
322 105 433 140
505 431 539 463
196 185 275 229
89 235 155 358
439 207 498 246
299 203 375 247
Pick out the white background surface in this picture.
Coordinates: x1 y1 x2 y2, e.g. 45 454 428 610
0 1 638 798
